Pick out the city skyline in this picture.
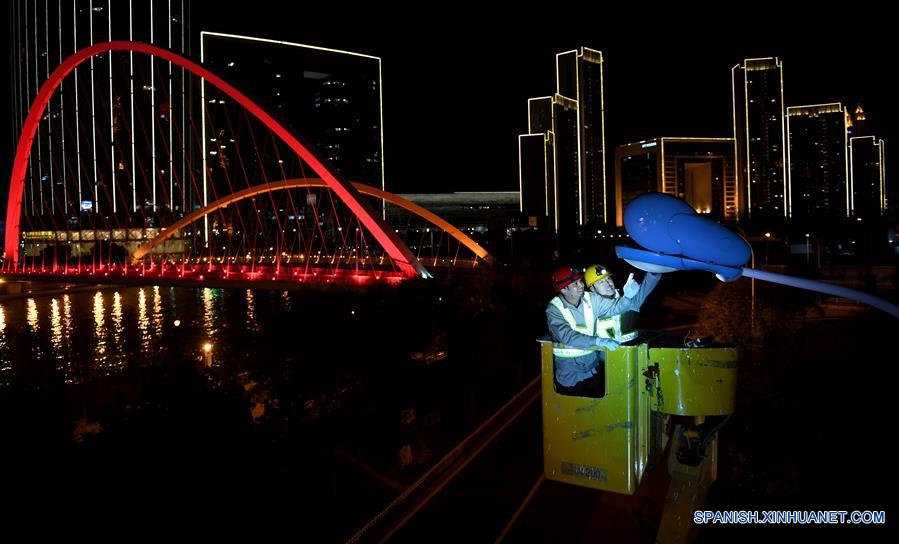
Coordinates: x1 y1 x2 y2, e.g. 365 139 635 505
4 4 894 198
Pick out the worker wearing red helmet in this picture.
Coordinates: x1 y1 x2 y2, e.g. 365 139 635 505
547 265 661 396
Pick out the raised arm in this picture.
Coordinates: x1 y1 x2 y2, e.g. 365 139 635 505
589 272 661 318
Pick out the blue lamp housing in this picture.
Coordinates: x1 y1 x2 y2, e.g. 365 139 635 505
618 193 751 280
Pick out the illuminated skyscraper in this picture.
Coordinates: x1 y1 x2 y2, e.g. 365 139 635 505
200 32 384 191
786 103 849 221
847 104 867 137
556 47 608 226
849 135 887 220
518 47 608 233
518 97 554 223
732 57 788 221
9 0 192 221
615 138 737 225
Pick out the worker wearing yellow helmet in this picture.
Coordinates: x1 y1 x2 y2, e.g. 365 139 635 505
584 264 661 340
546 265 661 397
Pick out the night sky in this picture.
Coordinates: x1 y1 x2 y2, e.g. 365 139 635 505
3 3 894 196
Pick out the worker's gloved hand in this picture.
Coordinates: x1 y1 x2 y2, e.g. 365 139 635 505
595 337 620 351
622 272 640 298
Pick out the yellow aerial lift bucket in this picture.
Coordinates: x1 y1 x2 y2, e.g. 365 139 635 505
538 337 738 495
650 347 737 416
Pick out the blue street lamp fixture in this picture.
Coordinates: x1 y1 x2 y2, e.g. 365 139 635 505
616 193 899 318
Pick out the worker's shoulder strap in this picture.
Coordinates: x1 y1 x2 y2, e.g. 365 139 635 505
549 296 565 312
550 295 592 312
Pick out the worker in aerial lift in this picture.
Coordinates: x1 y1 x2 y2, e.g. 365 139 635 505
584 264 660 340
546 266 661 396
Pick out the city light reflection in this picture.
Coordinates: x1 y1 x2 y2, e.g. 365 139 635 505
246 289 259 332
138 288 150 354
27 298 38 331
203 288 215 338
93 291 107 367
50 298 63 354
62 294 75 383
112 291 124 352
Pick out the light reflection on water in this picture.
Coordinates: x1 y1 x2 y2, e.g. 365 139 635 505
50 298 62 353
27 299 38 331
246 289 258 332
62 295 75 382
0 287 279 381
203 288 215 339
112 292 124 351
138 288 149 355
152 286 163 337
0 285 398 393
0 305 8 385
93 291 107 367
27 298 41 360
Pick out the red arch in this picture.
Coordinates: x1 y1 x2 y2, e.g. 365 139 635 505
4 41 426 278
130 178 496 264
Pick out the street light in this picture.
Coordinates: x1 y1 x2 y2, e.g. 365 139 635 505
203 342 213 367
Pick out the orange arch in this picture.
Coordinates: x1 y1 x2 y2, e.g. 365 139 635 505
130 178 496 265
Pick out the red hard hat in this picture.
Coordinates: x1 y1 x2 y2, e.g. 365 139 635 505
552 266 584 292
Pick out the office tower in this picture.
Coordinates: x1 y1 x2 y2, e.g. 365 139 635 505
732 57 788 220
615 138 737 224
847 104 866 137
786 103 850 221
849 136 887 220
10 0 192 222
518 47 608 233
200 32 384 192
518 97 554 224
556 47 608 226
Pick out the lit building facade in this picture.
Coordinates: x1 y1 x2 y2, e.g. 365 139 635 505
849 135 887 220
518 97 554 224
732 57 788 221
518 47 608 233
847 104 867 137
9 0 192 225
786 103 850 221
200 32 384 191
614 138 737 225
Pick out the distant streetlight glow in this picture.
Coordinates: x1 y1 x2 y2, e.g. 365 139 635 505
202 342 214 367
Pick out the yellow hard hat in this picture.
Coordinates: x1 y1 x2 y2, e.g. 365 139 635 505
584 264 612 288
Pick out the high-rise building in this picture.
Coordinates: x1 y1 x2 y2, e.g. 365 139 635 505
847 104 867 137
849 136 887 220
518 47 608 234
732 57 788 221
200 32 384 191
518 97 554 223
786 103 850 221
615 138 737 225
9 0 192 223
556 48 608 226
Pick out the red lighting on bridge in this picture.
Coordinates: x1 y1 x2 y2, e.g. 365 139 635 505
2 263 406 286
3 42 493 288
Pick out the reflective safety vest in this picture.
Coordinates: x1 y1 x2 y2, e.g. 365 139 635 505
549 296 596 358
596 314 623 339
